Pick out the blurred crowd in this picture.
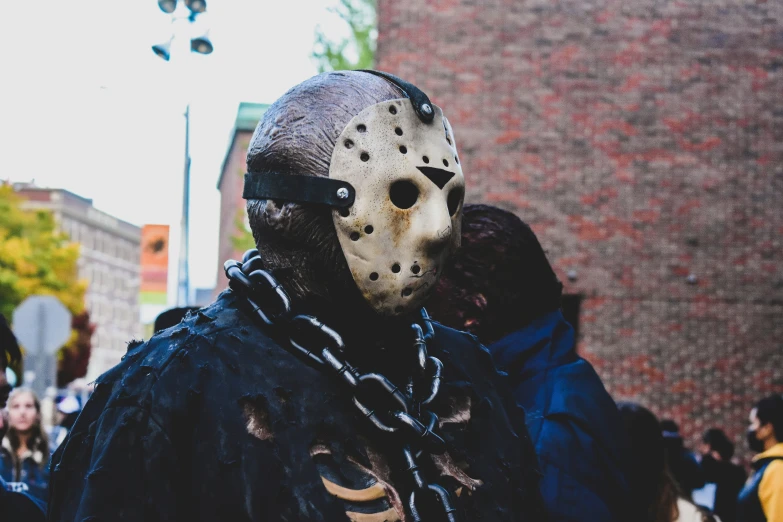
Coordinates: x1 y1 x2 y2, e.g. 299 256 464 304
618 402 782 522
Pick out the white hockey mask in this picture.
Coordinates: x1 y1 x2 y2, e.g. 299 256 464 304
329 98 465 317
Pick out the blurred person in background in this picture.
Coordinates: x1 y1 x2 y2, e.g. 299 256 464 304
695 428 746 522
662 419 707 499
427 203 632 522
618 402 718 522
0 388 51 502
0 314 46 521
738 395 783 522
48 395 81 454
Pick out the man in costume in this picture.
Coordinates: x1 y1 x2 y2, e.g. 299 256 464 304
48 71 546 521
426 204 632 522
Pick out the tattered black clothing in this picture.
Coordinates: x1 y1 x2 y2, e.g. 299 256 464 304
49 291 544 521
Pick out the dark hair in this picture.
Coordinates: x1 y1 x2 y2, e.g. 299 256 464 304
702 428 734 460
427 204 563 344
660 419 680 435
0 314 22 369
755 394 783 442
659 418 707 496
618 402 680 522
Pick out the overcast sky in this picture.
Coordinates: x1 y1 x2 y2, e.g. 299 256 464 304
0 0 350 301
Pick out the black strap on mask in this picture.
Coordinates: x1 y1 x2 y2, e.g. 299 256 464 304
242 171 355 208
243 70 432 207
358 69 435 124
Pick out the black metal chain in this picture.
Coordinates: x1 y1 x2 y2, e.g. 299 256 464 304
225 250 458 522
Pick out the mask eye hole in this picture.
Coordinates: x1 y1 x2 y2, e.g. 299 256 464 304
390 180 419 210
447 186 464 216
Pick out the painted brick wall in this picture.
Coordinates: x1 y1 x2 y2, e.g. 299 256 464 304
377 0 783 458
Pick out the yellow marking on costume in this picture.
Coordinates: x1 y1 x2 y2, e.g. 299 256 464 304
320 476 387 502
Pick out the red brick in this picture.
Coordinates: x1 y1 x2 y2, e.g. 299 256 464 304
378 0 783 462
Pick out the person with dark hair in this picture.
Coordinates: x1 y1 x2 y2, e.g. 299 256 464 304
703 429 736 462
738 395 783 522
618 402 717 522
48 72 546 521
0 315 46 522
427 203 632 521
660 419 706 498
696 428 746 522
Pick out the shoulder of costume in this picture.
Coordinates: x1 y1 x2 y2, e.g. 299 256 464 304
428 320 507 381
92 291 278 405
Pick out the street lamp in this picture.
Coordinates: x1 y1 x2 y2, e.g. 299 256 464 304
151 38 173 61
158 0 177 14
190 30 213 55
152 1 213 308
185 0 207 14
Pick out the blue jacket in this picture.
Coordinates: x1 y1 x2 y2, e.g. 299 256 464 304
490 310 633 522
0 439 50 503
0 476 46 522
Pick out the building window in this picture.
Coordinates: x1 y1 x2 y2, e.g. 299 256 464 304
70 221 79 242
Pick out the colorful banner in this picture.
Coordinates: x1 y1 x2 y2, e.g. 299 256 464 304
140 225 170 305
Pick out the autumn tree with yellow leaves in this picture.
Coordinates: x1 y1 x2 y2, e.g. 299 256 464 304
0 184 89 383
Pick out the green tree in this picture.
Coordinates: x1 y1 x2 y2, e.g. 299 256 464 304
231 208 256 252
231 162 257 252
0 184 87 375
312 0 376 72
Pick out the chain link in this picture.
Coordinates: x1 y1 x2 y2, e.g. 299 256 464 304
225 251 458 521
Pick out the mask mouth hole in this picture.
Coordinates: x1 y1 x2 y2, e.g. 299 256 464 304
411 265 420 274
389 180 419 209
395 127 403 136
350 232 360 241
455 155 460 164
369 272 379 281
391 263 401 273
402 288 412 297
399 145 407 154
422 156 430 164
357 124 367 133
443 159 449 167
447 186 464 216
389 105 398 115
364 225 374 234
395 306 404 313
360 152 370 162
344 139 354 149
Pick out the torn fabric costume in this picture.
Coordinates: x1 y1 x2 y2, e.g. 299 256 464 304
47 71 546 522
48 291 543 521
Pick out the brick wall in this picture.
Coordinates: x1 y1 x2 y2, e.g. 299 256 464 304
214 132 253 296
377 0 783 458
